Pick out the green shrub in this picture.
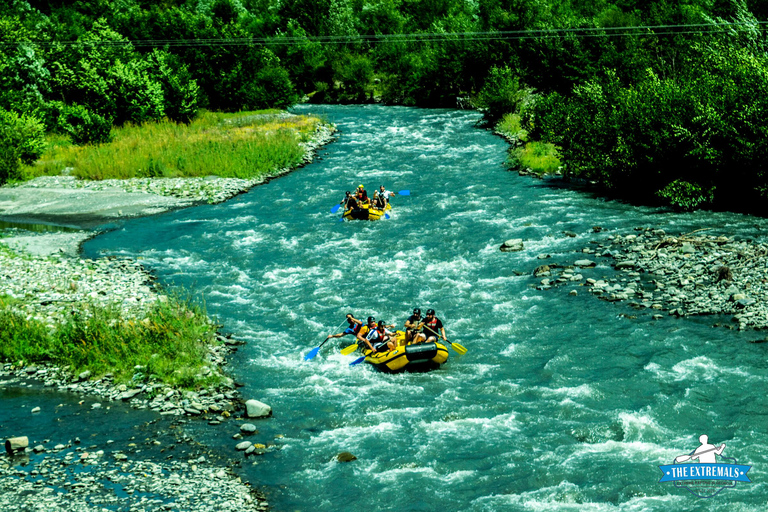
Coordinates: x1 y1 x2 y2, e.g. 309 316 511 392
57 103 113 145
252 66 297 110
0 108 46 184
656 180 715 211
476 66 527 124
511 141 561 175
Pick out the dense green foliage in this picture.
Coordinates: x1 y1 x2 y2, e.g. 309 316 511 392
0 107 46 183
2 0 768 210
0 296 220 388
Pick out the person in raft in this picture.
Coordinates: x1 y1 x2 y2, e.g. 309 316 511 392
372 191 387 210
339 191 353 208
356 316 377 349
355 184 369 204
342 191 359 211
404 307 422 343
415 309 446 344
365 320 398 353
325 314 363 340
379 185 394 204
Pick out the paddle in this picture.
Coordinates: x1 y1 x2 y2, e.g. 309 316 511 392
398 190 410 196
305 319 347 361
304 339 329 361
349 349 375 366
674 444 725 463
422 325 468 354
341 343 359 355
331 203 341 214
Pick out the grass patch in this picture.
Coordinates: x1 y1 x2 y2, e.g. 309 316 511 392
496 113 528 141
23 110 322 181
0 295 221 389
510 141 561 176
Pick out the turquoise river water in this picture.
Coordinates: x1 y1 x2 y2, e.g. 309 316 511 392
83 105 768 511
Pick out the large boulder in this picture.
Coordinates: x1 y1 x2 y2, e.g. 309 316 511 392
5 436 28 454
245 399 272 419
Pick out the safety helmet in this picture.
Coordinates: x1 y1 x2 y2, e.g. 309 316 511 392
358 184 364 189
378 320 385 327
426 309 435 316
367 316 375 324
413 308 421 315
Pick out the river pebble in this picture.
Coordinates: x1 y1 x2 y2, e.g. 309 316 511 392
0 454 268 511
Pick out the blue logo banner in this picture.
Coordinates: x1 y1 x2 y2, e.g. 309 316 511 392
659 464 751 483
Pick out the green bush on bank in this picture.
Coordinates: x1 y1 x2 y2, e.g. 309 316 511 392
0 296 221 388
476 66 528 125
529 39 768 210
0 108 46 185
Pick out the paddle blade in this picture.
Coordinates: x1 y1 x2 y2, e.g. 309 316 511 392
384 213 390 219
398 190 410 196
338 217 345 222
341 343 358 355
304 346 321 361
331 203 341 214
349 355 366 366
450 342 468 355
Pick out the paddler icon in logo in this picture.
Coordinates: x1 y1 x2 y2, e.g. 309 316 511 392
659 435 752 498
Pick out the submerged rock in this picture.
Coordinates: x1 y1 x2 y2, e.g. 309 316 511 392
336 452 357 462
500 239 524 252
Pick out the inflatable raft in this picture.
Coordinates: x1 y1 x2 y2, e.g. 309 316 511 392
360 331 449 372
343 202 391 221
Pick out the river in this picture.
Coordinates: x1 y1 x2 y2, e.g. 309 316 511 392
82 105 768 510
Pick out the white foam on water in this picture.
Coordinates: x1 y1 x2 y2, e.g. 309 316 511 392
472 482 684 512
308 421 403 447
416 412 519 435
539 384 599 400
552 440 678 469
617 411 673 443
492 301 519 313
645 356 755 383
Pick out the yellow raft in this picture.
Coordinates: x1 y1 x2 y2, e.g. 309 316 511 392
343 202 392 221
361 331 449 372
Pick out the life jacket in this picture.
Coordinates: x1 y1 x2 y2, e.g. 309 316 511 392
422 318 440 335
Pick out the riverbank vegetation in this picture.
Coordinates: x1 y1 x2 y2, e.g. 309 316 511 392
0 295 221 388
2 1 768 212
24 110 320 181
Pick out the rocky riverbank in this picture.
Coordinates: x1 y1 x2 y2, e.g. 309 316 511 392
530 227 768 330
0 399 270 512
0 118 336 510
0 456 268 512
